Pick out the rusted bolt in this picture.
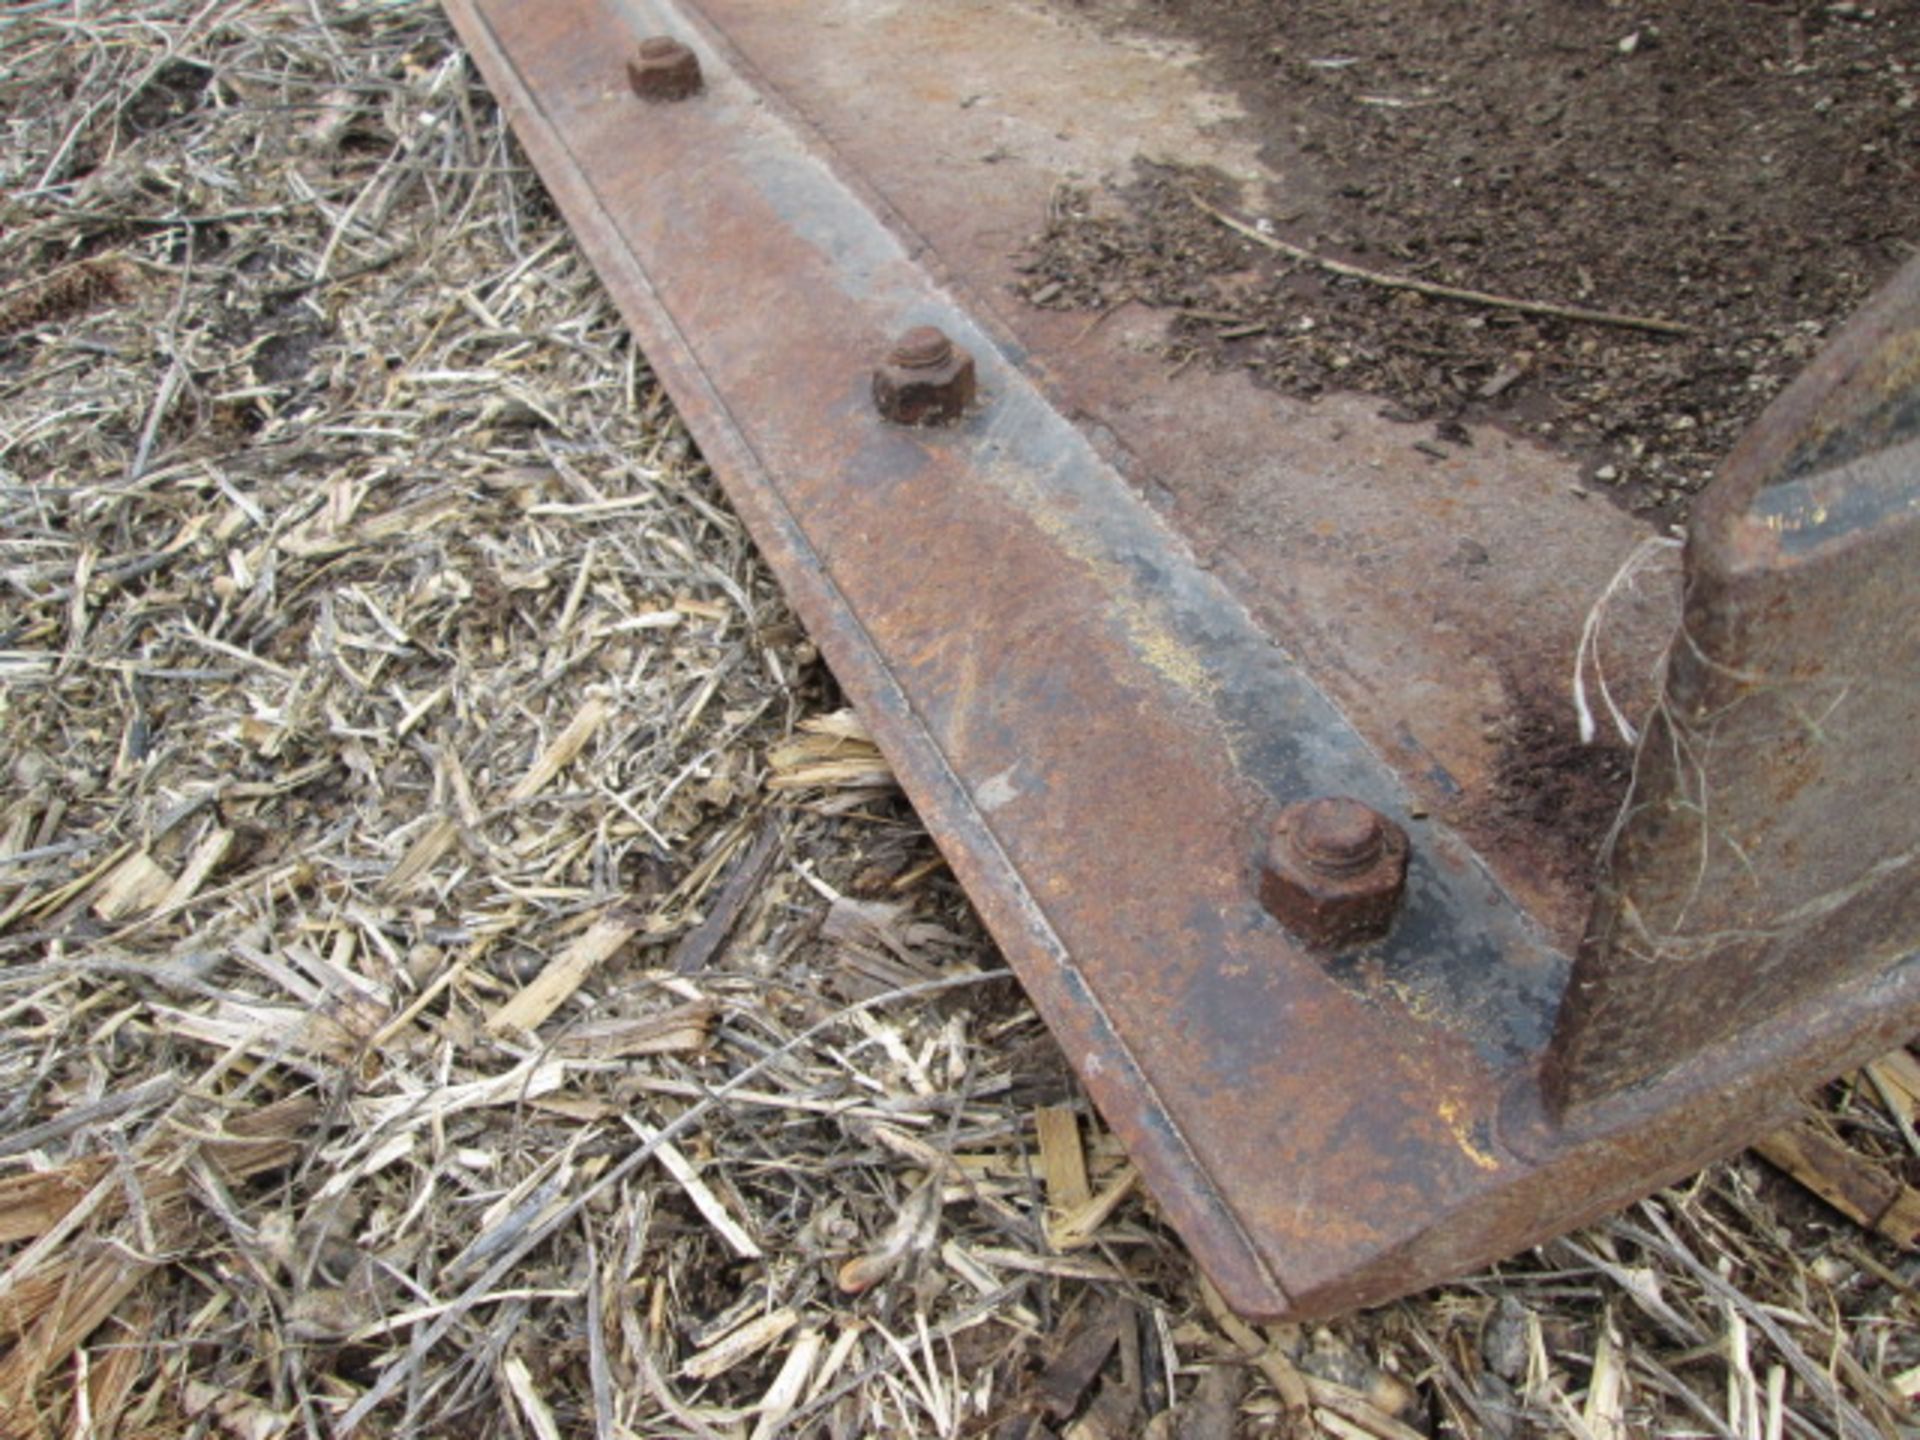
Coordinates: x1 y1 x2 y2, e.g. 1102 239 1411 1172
1260 797 1409 948
891 328 952 369
873 325 976 426
627 37 702 102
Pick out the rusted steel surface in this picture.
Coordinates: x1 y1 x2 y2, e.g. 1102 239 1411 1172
1551 260 1920 1109
441 0 1920 1319
680 0 1684 945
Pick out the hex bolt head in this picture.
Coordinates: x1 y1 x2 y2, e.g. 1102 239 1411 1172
1260 797 1409 948
1295 799 1386 875
627 37 702 102
890 327 953 369
873 325 976 426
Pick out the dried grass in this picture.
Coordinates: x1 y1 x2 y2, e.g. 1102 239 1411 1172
0 3 1915 1438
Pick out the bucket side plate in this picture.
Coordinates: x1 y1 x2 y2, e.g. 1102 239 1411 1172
442 0 1920 1318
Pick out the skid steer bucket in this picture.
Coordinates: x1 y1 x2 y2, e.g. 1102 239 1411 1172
441 0 1920 1319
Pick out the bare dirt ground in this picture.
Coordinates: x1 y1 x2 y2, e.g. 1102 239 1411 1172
0 3 1917 1438
1019 0 1919 525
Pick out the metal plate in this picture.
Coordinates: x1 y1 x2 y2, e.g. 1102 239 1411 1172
1553 266 1920 1106
442 0 1920 1317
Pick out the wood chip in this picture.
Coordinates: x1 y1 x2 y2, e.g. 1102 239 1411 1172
1177 1365 1247 1440
381 816 461 895
155 825 233 913
1047 1165 1138 1251
765 709 895 792
1036 1105 1093 1213
1034 1298 1126 1420
1583 1317 1630 1440
837 1174 942 1294
487 907 646 1033
508 694 609 802
502 1356 565 1440
551 1001 716 1059
1867 1050 1920 1114
681 1307 798 1382
625 1116 762 1260
1754 1120 1920 1248
1199 1277 1311 1416
748 1327 824 1440
670 816 782 974
91 850 173 920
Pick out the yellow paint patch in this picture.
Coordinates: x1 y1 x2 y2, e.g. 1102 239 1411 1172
1439 1097 1501 1172
994 463 1216 700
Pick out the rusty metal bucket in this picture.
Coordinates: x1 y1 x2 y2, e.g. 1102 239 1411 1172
442 0 1920 1318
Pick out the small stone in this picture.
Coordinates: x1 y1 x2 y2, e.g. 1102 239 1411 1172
1483 1297 1530 1381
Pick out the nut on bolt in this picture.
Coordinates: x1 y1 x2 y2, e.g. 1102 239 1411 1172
1259 797 1409 948
627 37 702 101
873 325 975 426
